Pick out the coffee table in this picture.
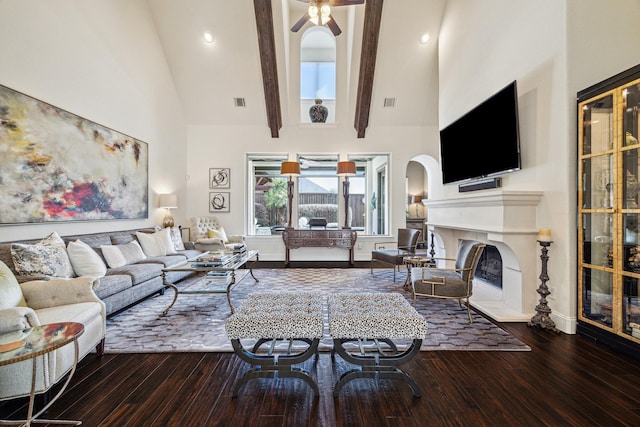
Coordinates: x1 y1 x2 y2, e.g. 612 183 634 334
161 250 259 315
0 322 84 426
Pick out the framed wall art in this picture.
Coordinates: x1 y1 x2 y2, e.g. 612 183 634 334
0 84 149 224
209 192 230 213
209 168 230 189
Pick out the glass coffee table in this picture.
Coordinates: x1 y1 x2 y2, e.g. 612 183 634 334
161 250 259 315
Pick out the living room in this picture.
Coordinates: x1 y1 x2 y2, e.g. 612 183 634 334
2 0 640 424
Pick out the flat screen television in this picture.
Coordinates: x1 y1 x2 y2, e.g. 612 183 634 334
439 81 521 185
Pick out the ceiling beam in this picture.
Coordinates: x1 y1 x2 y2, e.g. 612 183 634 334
253 0 282 138
354 0 383 138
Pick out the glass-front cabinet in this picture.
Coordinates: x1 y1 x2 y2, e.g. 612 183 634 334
578 64 640 353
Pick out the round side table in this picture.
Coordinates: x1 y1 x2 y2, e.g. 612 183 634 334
403 256 436 290
0 322 84 426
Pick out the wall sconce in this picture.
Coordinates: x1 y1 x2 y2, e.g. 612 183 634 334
280 161 301 229
337 161 357 229
158 194 178 228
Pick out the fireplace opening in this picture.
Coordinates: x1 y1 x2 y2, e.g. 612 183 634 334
475 245 502 288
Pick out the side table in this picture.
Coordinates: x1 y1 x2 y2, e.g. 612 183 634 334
403 256 435 290
0 322 84 426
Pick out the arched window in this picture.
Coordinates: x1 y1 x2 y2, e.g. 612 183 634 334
300 26 336 123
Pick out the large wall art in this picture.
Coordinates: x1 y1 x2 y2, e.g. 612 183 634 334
0 84 148 224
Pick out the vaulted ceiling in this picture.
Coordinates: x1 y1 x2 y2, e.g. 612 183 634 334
147 0 445 138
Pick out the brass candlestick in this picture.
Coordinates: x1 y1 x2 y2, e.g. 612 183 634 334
528 240 559 333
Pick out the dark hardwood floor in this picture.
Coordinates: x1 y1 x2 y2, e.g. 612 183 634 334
2 321 640 426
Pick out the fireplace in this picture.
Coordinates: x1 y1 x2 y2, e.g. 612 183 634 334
423 191 544 322
475 245 502 288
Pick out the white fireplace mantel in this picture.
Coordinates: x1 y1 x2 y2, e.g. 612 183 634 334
423 190 544 322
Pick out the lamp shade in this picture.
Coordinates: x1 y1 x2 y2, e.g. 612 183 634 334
280 161 301 176
336 161 356 176
158 194 178 209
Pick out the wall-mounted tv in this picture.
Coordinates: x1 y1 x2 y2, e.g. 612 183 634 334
439 81 521 185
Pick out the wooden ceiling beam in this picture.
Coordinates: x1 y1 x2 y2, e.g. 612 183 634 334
354 0 383 138
253 0 282 138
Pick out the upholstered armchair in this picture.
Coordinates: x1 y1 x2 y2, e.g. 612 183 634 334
191 216 246 252
410 240 485 323
370 228 422 282
0 260 106 401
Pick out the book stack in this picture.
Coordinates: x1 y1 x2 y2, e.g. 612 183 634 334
227 243 247 256
205 271 232 286
191 253 233 268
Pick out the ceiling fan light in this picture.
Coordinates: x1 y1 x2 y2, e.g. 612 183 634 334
321 15 331 25
203 32 214 44
320 5 331 17
308 5 319 19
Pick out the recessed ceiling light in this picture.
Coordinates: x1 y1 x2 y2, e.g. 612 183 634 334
203 32 215 44
419 33 430 45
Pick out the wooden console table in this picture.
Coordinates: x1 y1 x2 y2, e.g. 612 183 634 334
282 229 357 265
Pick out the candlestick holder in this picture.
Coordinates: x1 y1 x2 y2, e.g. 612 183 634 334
528 240 559 333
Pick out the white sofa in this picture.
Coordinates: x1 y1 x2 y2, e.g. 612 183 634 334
0 260 106 401
191 216 246 252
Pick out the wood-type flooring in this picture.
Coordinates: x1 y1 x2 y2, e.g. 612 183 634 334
2 321 640 426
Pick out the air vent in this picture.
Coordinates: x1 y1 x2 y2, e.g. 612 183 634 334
234 97 246 108
383 97 396 108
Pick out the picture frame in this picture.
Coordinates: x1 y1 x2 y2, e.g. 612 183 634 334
209 168 230 189
209 192 230 213
0 84 149 224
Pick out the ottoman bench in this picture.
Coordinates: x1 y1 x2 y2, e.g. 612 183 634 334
225 292 324 397
328 292 428 397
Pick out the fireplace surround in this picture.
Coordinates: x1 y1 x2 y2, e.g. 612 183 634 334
424 191 544 321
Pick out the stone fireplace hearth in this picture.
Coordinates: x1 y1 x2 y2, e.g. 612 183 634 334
424 191 543 322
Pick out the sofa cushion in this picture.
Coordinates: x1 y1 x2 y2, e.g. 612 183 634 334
101 241 146 268
139 254 187 268
93 274 133 299
11 237 75 278
67 239 107 278
110 233 136 246
207 227 229 243
136 229 176 256
169 227 185 251
35 301 103 326
107 263 164 286
0 260 26 309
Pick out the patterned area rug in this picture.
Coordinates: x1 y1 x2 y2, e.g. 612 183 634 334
104 268 531 353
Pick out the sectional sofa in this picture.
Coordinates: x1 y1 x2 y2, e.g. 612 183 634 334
0 228 204 316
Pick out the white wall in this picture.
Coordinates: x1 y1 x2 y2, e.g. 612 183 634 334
437 0 640 332
0 0 187 242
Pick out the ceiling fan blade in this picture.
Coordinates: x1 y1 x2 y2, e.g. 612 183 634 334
291 12 310 32
326 15 342 36
331 0 365 6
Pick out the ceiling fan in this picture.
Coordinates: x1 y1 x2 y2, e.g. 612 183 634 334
290 0 365 36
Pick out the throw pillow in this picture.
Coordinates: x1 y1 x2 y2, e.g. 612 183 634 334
207 227 229 243
0 260 27 309
100 241 146 268
11 232 76 278
67 239 107 277
169 227 185 251
135 229 176 256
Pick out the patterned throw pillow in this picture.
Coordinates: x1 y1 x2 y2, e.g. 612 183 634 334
10 232 76 278
100 241 146 268
169 227 185 251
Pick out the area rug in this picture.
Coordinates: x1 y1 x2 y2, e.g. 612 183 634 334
104 268 531 353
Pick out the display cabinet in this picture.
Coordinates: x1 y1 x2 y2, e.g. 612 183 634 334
578 63 640 357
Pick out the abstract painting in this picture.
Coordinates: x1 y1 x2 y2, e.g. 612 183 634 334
0 84 148 224
209 192 230 213
209 168 230 189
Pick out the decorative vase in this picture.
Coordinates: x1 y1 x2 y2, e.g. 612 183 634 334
309 99 328 123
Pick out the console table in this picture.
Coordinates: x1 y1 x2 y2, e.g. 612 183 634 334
282 229 357 265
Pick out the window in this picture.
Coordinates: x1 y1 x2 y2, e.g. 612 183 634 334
247 153 390 236
300 26 336 123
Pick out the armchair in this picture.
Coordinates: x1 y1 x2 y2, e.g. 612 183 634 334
0 260 106 401
191 216 246 252
410 240 485 323
370 228 422 282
